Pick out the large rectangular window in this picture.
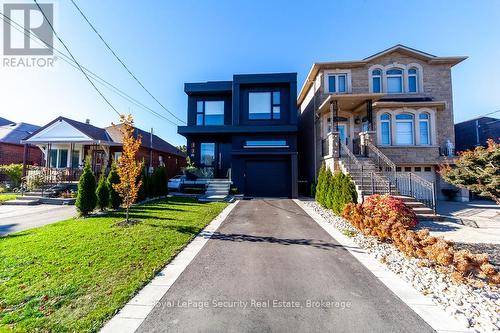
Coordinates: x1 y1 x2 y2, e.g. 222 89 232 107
196 101 224 125
249 91 280 120
58 149 68 168
396 121 414 145
71 150 80 167
200 143 215 166
49 149 57 168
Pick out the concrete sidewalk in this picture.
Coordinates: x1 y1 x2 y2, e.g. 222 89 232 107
136 199 433 333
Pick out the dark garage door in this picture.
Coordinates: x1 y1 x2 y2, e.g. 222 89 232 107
245 160 289 197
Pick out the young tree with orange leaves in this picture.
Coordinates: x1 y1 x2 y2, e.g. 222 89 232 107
113 114 143 223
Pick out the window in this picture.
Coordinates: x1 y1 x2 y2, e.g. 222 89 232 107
380 113 391 145
71 150 80 167
386 68 403 93
245 140 287 148
396 167 402 172
49 149 57 168
249 91 280 120
196 100 224 125
414 167 422 172
372 69 382 93
419 113 430 145
404 167 412 172
200 143 215 166
395 113 414 145
328 74 347 93
424 166 432 172
408 68 418 93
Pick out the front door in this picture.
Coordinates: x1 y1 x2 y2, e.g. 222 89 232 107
338 124 347 145
92 150 105 173
217 143 231 178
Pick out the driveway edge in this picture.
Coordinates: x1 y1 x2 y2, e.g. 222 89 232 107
100 200 239 333
293 199 473 333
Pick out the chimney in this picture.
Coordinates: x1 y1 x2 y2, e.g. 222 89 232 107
85 119 90 124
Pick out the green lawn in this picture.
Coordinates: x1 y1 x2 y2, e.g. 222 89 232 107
0 194 16 203
0 197 227 332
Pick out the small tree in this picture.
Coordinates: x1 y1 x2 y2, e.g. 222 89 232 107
112 114 143 223
440 139 500 204
96 171 109 211
76 157 97 216
107 161 121 209
315 164 326 205
0 163 23 187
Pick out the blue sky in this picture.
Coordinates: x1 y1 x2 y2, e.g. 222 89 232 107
1 0 499 146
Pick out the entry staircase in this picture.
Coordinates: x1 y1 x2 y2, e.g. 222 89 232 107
1 183 77 206
338 142 440 221
198 180 232 202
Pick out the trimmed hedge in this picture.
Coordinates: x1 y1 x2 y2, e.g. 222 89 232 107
96 172 109 211
107 162 121 209
76 158 97 216
315 165 357 214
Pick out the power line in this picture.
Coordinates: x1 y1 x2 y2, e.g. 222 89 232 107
32 0 121 116
0 11 179 127
69 0 186 124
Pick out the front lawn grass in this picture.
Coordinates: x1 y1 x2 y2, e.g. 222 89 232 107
0 197 227 332
0 194 16 203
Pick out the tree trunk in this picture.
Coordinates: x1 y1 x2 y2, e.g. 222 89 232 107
126 206 129 222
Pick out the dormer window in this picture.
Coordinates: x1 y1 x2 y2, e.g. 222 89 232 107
408 68 418 93
386 68 403 93
372 69 382 93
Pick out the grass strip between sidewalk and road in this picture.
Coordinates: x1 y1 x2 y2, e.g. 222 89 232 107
0 197 227 332
0 194 16 203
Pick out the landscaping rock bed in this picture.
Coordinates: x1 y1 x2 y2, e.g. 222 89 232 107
304 200 500 333
455 242 500 271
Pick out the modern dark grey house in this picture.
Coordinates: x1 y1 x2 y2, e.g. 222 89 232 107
454 116 499 152
178 73 298 198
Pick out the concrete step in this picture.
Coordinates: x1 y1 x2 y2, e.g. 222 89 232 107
417 213 443 221
2 199 40 206
16 196 43 200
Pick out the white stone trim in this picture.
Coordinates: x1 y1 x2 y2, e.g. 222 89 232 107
100 201 240 333
293 199 473 333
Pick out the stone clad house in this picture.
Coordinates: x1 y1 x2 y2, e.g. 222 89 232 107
297 45 468 205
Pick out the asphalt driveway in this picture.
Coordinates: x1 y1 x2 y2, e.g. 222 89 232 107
137 199 433 333
0 204 76 235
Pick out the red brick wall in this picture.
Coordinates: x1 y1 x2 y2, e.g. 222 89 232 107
0 143 43 165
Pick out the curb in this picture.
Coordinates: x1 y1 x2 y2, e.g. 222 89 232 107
100 200 239 333
293 199 473 333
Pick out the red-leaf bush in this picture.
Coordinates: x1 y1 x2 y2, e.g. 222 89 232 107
343 195 500 285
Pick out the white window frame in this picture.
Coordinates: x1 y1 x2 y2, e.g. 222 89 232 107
418 112 431 145
379 113 391 145
408 67 418 93
323 69 352 94
386 68 404 94
368 63 423 93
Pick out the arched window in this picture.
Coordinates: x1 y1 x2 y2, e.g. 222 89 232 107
419 113 430 144
386 69 403 93
372 69 382 93
380 113 391 145
395 113 414 145
408 68 418 93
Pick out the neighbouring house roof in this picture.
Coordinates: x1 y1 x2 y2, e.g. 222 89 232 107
105 124 186 157
297 44 468 106
0 117 14 126
0 122 40 145
454 116 499 125
23 116 186 158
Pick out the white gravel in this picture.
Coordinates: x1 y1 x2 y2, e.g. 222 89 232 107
304 200 500 333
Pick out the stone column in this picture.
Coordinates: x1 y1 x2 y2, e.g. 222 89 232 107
329 131 340 158
359 131 377 156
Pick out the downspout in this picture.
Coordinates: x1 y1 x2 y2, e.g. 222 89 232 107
312 78 317 180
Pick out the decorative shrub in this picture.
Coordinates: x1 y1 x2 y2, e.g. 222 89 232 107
0 163 23 187
75 158 97 216
96 172 110 211
107 162 121 209
137 165 148 201
343 195 500 284
152 166 168 196
315 166 357 213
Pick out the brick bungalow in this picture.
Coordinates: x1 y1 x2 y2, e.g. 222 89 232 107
22 116 186 182
0 119 42 165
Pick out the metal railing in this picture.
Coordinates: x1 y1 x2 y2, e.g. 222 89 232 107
340 143 393 196
364 141 436 212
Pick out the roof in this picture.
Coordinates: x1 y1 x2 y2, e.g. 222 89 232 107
0 117 14 126
297 44 468 105
105 124 186 157
0 122 40 145
455 116 500 125
24 116 186 158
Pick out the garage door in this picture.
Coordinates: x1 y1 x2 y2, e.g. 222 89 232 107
245 160 289 197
